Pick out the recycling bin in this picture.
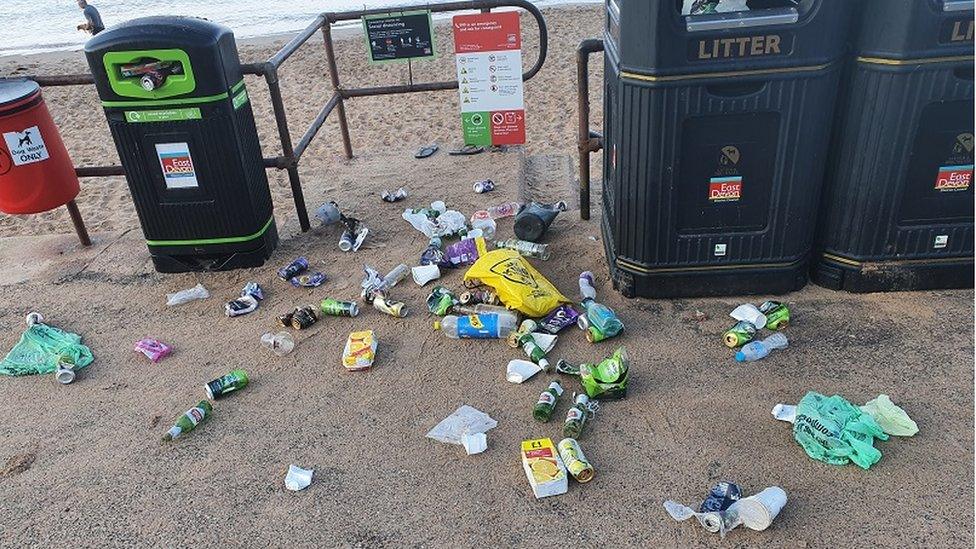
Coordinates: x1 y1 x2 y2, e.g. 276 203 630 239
0 79 80 214
85 16 277 273
600 0 855 298
813 0 974 292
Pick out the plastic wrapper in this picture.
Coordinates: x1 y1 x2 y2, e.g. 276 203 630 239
166 283 210 306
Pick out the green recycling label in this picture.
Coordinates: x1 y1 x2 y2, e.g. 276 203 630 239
125 108 202 123
232 89 249 110
461 112 491 147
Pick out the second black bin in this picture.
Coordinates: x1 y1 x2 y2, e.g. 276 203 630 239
601 0 855 298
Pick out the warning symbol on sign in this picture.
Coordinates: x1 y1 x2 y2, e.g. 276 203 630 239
491 113 505 125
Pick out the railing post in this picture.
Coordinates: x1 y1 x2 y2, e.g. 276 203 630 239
264 64 311 232
321 22 354 160
577 38 604 221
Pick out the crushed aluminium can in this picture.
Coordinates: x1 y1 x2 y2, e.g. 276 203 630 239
291 306 318 330
241 282 264 301
276 312 294 328
723 320 757 348
381 188 409 203
557 438 595 483
205 369 249 400
225 295 259 317
473 179 495 193
759 301 791 330
290 272 327 288
373 294 408 318
699 481 741 513
277 257 308 281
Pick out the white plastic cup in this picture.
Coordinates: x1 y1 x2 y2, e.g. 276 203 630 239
735 486 787 531
412 264 441 286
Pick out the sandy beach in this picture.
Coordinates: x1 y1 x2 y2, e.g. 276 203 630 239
0 4 973 548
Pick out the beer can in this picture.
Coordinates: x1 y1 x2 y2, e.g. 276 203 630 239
291 306 318 330
759 301 790 330
557 438 595 483
699 481 741 513
277 257 308 281
276 312 294 328
290 272 327 288
723 320 756 348
320 298 360 317
338 230 354 252
373 295 408 318
585 325 609 343
205 369 249 400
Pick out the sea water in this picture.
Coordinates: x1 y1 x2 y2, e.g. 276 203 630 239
1 0 600 57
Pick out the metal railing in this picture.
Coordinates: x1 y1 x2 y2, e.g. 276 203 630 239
9 0 548 234
576 38 604 221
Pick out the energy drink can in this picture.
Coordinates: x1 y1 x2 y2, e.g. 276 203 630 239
585 325 609 343
278 257 308 281
699 481 741 513
557 438 595 483
320 298 360 317
205 369 249 400
723 320 756 348
759 301 791 330
291 306 318 330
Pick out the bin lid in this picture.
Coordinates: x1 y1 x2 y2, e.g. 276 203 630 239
0 79 40 112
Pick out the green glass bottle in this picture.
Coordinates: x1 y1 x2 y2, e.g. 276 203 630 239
162 400 213 442
563 393 592 439
533 381 563 422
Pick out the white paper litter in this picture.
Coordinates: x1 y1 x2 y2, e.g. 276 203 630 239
284 465 313 491
771 403 796 423
461 432 488 455
426 405 497 445
507 359 542 384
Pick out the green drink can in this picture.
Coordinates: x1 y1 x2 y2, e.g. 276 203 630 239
320 298 360 317
723 321 756 348
205 369 249 400
759 301 790 330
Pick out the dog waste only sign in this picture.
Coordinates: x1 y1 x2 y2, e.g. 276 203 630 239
453 11 525 147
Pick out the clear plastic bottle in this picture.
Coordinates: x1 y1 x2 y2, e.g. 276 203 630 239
486 202 521 220
495 239 551 260
735 333 789 362
434 312 518 339
261 332 295 356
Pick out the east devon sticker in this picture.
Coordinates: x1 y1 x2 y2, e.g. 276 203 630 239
2 126 49 166
155 142 199 189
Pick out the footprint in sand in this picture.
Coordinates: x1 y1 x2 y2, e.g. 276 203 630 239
0 453 36 478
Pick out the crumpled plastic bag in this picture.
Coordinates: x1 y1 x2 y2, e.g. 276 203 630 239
463 249 569 317
860 394 918 437
402 207 467 239
1 321 94 376
166 283 210 306
793 391 888 469
426 405 497 445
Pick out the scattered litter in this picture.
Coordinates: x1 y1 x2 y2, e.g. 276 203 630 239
665 485 787 538
443 236 488 267
540 305 579 334
412 264 441 286
277 257 308 281
557 438 595 483
495 238 550 260
288 306 319 330
342 330 377 371
723 320 757 348
469 211 497 239
285 465 314 491
382 187 409 203
134 337 172 363
514 201 566 242
464 250 569 317
434 312 518 339
735 333 788 362
462 432 488 455
533 380 563 420
785 391 889 469
507 359 543 384
0 314 94 376
289 272 327 288
402 202 467 239
564 393 598 438
521 438 568 499
472 179 495 194
426 405 497 445
759 301 791 330
226 295 259 316
162 400 213 442
372 294 409 318
55 359 76 385
860 394 918 437
427 286 458 316
339 214 369 252
486 201 520 219
730 303 767 329
420 237 445 266
578 347 629 400
578 272 624 342
459 289 499 306
166 283 210 306
319 298 360 317
515 326 551 372
315 201 342 225
205 369 249 400
261 332 295 356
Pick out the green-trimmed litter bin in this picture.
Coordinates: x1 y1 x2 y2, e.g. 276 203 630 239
85 16 277 273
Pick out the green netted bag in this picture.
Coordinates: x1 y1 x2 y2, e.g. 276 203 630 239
0 322 94 376
793 391 889 470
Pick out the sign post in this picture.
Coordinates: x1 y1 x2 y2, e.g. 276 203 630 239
453 11 525 147
363 11 436 64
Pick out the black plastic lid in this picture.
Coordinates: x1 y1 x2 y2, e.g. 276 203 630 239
0 79 40 111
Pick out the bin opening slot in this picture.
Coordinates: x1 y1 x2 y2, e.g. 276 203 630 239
119 58 186 92
679 1 805 32
102 48 196 99
943 0 975 13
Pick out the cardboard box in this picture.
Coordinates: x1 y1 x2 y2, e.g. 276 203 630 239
520 438 567 499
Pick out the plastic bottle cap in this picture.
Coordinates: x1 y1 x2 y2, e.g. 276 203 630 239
735 352 746 362
433 321 441 331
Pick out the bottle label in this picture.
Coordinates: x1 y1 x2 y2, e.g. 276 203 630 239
548 382 564 396
537 392 555 406
457 314 500 338
184 407 205 427
566 407 583 422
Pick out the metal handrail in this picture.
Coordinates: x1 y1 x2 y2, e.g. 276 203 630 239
577 38 604 221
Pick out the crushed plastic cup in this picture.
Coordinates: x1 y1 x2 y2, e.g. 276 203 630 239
462 432 488 455
412 264 441 286
729 487 787 531
261 332 295 356
284 465 314 491
166 284 210 306
426 405 497 445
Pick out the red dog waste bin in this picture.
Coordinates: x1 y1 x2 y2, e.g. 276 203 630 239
0 78 89 245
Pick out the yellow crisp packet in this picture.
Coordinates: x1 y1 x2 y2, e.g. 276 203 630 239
342 330 377 371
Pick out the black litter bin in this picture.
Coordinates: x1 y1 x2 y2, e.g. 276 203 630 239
85 16 277 273
813 0 974 292
601 0 855 298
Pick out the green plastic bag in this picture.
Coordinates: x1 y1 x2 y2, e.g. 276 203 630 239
860 394 919 437
793 391 889 470
0 322 94 376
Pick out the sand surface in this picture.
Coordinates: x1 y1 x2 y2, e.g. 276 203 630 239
0 5 974 548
